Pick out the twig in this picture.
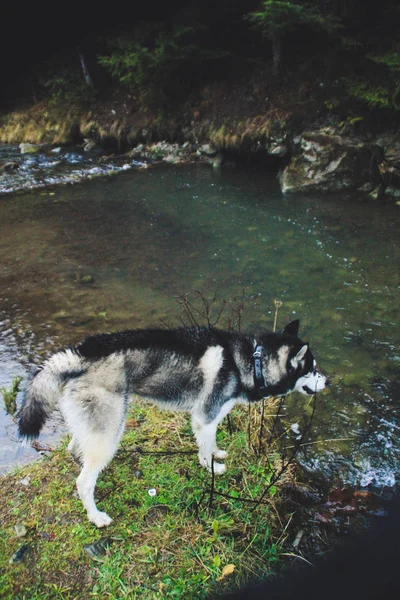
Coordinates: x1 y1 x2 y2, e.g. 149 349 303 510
281 553 314 567
227 413 233 436
204 489 271 506
252 393 318 511
208 455 216 510
283 436 356 450
247 402 252 449
268 396 285 445
273 299 283 333
117 446 197 456
258 399 265 454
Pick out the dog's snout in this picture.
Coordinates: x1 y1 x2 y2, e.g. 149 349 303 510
325 378 330 387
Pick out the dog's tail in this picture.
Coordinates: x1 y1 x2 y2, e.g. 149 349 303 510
18 348 83 440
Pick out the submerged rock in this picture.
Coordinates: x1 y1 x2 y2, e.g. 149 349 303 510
1 161 19 172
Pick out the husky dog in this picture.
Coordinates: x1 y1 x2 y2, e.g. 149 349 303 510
18 320 327 527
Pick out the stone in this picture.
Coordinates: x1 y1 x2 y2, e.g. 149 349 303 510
1 161 19 172
358 182 374 193
279 130 381 195
197 143 218 157
83 138 99 152
212 153 223 168
14 523 27 538
385 185 400 198
268 143 288 157
19 143 40 154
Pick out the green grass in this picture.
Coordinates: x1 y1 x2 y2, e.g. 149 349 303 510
1 377 23 415
0 402 291 599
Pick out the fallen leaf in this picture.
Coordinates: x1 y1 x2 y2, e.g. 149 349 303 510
217 564 236 581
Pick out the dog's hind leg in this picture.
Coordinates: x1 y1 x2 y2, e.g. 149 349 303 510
68 435 82 464
76 438 121 528
191 399 236 475
61 387 127 527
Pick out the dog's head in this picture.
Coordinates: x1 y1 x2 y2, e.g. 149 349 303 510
283 319 328 395
258 319 329 397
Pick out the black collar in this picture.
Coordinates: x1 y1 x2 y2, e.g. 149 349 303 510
253 345 268 398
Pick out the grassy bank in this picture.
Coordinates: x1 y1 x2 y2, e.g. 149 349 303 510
0 399 303 599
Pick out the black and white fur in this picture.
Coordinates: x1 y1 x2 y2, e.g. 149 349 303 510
18 320 327 527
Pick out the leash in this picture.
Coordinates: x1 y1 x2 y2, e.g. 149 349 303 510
253 345 268 398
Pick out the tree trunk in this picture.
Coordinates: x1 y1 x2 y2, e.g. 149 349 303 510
272 33 282 75
79 52 94 87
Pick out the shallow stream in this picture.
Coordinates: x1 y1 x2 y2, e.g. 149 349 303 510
1 148 399 489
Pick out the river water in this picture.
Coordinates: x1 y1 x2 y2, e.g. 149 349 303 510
1 146 399 489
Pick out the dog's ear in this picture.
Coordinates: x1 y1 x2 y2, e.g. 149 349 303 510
294 344 308 363
283 319 300 336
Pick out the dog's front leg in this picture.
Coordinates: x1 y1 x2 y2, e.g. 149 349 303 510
191 416 226 475
191 399 236 474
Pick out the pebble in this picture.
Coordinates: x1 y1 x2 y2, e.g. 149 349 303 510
14 523 27 538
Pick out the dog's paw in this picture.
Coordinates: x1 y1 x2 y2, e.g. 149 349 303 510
89 511 112 528
199 455 226 475
213 462 226 475
213 449 228 460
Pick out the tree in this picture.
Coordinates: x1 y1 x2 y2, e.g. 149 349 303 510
246 0 340 74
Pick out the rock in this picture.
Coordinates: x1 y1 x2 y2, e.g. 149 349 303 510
14 523 27 538
17 477 30 486
385 184 400 198
358 182 374 193
377 134 400 198
84 537 113 561
51 147 62 154
78 274 95 284
212 153 223 168
9 544 30 564
19 143 40 154
268 143 288 157
1 161 19 172
369 184 386 200
280 130 381 195
83 138 99 152
197 143 218 157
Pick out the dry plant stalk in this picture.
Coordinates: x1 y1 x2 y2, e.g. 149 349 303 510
162 292 316 512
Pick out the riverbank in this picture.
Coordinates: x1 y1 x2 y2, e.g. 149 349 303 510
1 399 378 599
0 402 295 598
1 80 400 201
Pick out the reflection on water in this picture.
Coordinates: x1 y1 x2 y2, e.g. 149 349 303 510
0 163 399 484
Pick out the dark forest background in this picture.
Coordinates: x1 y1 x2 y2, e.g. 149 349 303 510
1 1 399 120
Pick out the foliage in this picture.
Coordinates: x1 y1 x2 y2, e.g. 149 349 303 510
39 66 96 106
343 46 400 111
8 0 398 119
98 24 225 93
246 0 341 72
346 82 394 110
246 0 339 39
1 376 23 415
